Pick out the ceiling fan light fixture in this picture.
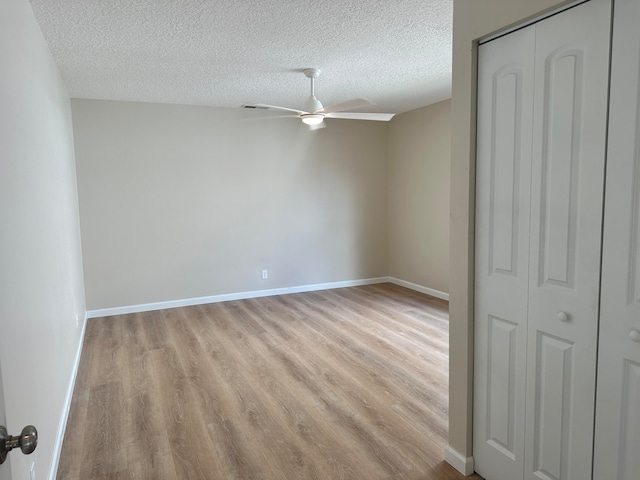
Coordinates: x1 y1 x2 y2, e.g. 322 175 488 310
301 114 324 126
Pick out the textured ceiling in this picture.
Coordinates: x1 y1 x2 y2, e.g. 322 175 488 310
29 0 452 114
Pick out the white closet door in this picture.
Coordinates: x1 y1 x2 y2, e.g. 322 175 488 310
524 2 611 480
474 26 535 480
594 0 640 478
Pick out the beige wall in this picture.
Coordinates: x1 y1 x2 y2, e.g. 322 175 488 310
72 100 390 310
0 1 86 478
449 0 578 461
388 100 451 294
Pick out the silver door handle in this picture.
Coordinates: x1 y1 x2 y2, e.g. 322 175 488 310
630 329 640 342
0 425 37 464
557 311 570 322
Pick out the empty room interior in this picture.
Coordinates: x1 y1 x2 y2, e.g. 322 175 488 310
2 0 639 479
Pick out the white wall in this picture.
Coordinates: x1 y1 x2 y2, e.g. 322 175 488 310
0 1 86 479
449 0 577 467
388 100 451 295
72 100 389 310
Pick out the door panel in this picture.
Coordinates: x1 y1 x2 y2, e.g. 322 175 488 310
525 2 611 480
594 0 640 477
531 333 574 480
535 49 584 290
474 25 535 480
486 315 518 457
617 360 640 478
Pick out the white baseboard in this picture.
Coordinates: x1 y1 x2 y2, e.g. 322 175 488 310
387 277 449 301
87 276 449 319
444 445 475 476
48 312 88 480
87 277 390 318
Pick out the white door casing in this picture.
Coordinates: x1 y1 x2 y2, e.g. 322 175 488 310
593 0 640 478
474 24 535 480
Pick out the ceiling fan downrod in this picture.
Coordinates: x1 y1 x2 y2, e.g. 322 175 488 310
303 68 323 114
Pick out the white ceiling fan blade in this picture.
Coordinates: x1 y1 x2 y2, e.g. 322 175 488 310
325 112 396 121
320 98 374 114
254 103 308 115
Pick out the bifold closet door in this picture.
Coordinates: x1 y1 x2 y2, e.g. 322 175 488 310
523 2 610 480
474 1 611 480
594 0 640 478
474 25 535 480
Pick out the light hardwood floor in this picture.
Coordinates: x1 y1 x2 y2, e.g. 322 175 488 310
57 283 481 479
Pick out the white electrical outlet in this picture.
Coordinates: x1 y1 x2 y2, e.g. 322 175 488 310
261 270 268 280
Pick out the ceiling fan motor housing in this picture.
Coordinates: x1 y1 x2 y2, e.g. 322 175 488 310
304 96 323 113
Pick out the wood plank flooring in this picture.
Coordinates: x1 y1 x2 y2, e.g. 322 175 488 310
57 283 481 480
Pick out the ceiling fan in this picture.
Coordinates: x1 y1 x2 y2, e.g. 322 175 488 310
245 69 395 129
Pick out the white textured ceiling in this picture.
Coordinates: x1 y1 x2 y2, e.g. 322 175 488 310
29 0 452 114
